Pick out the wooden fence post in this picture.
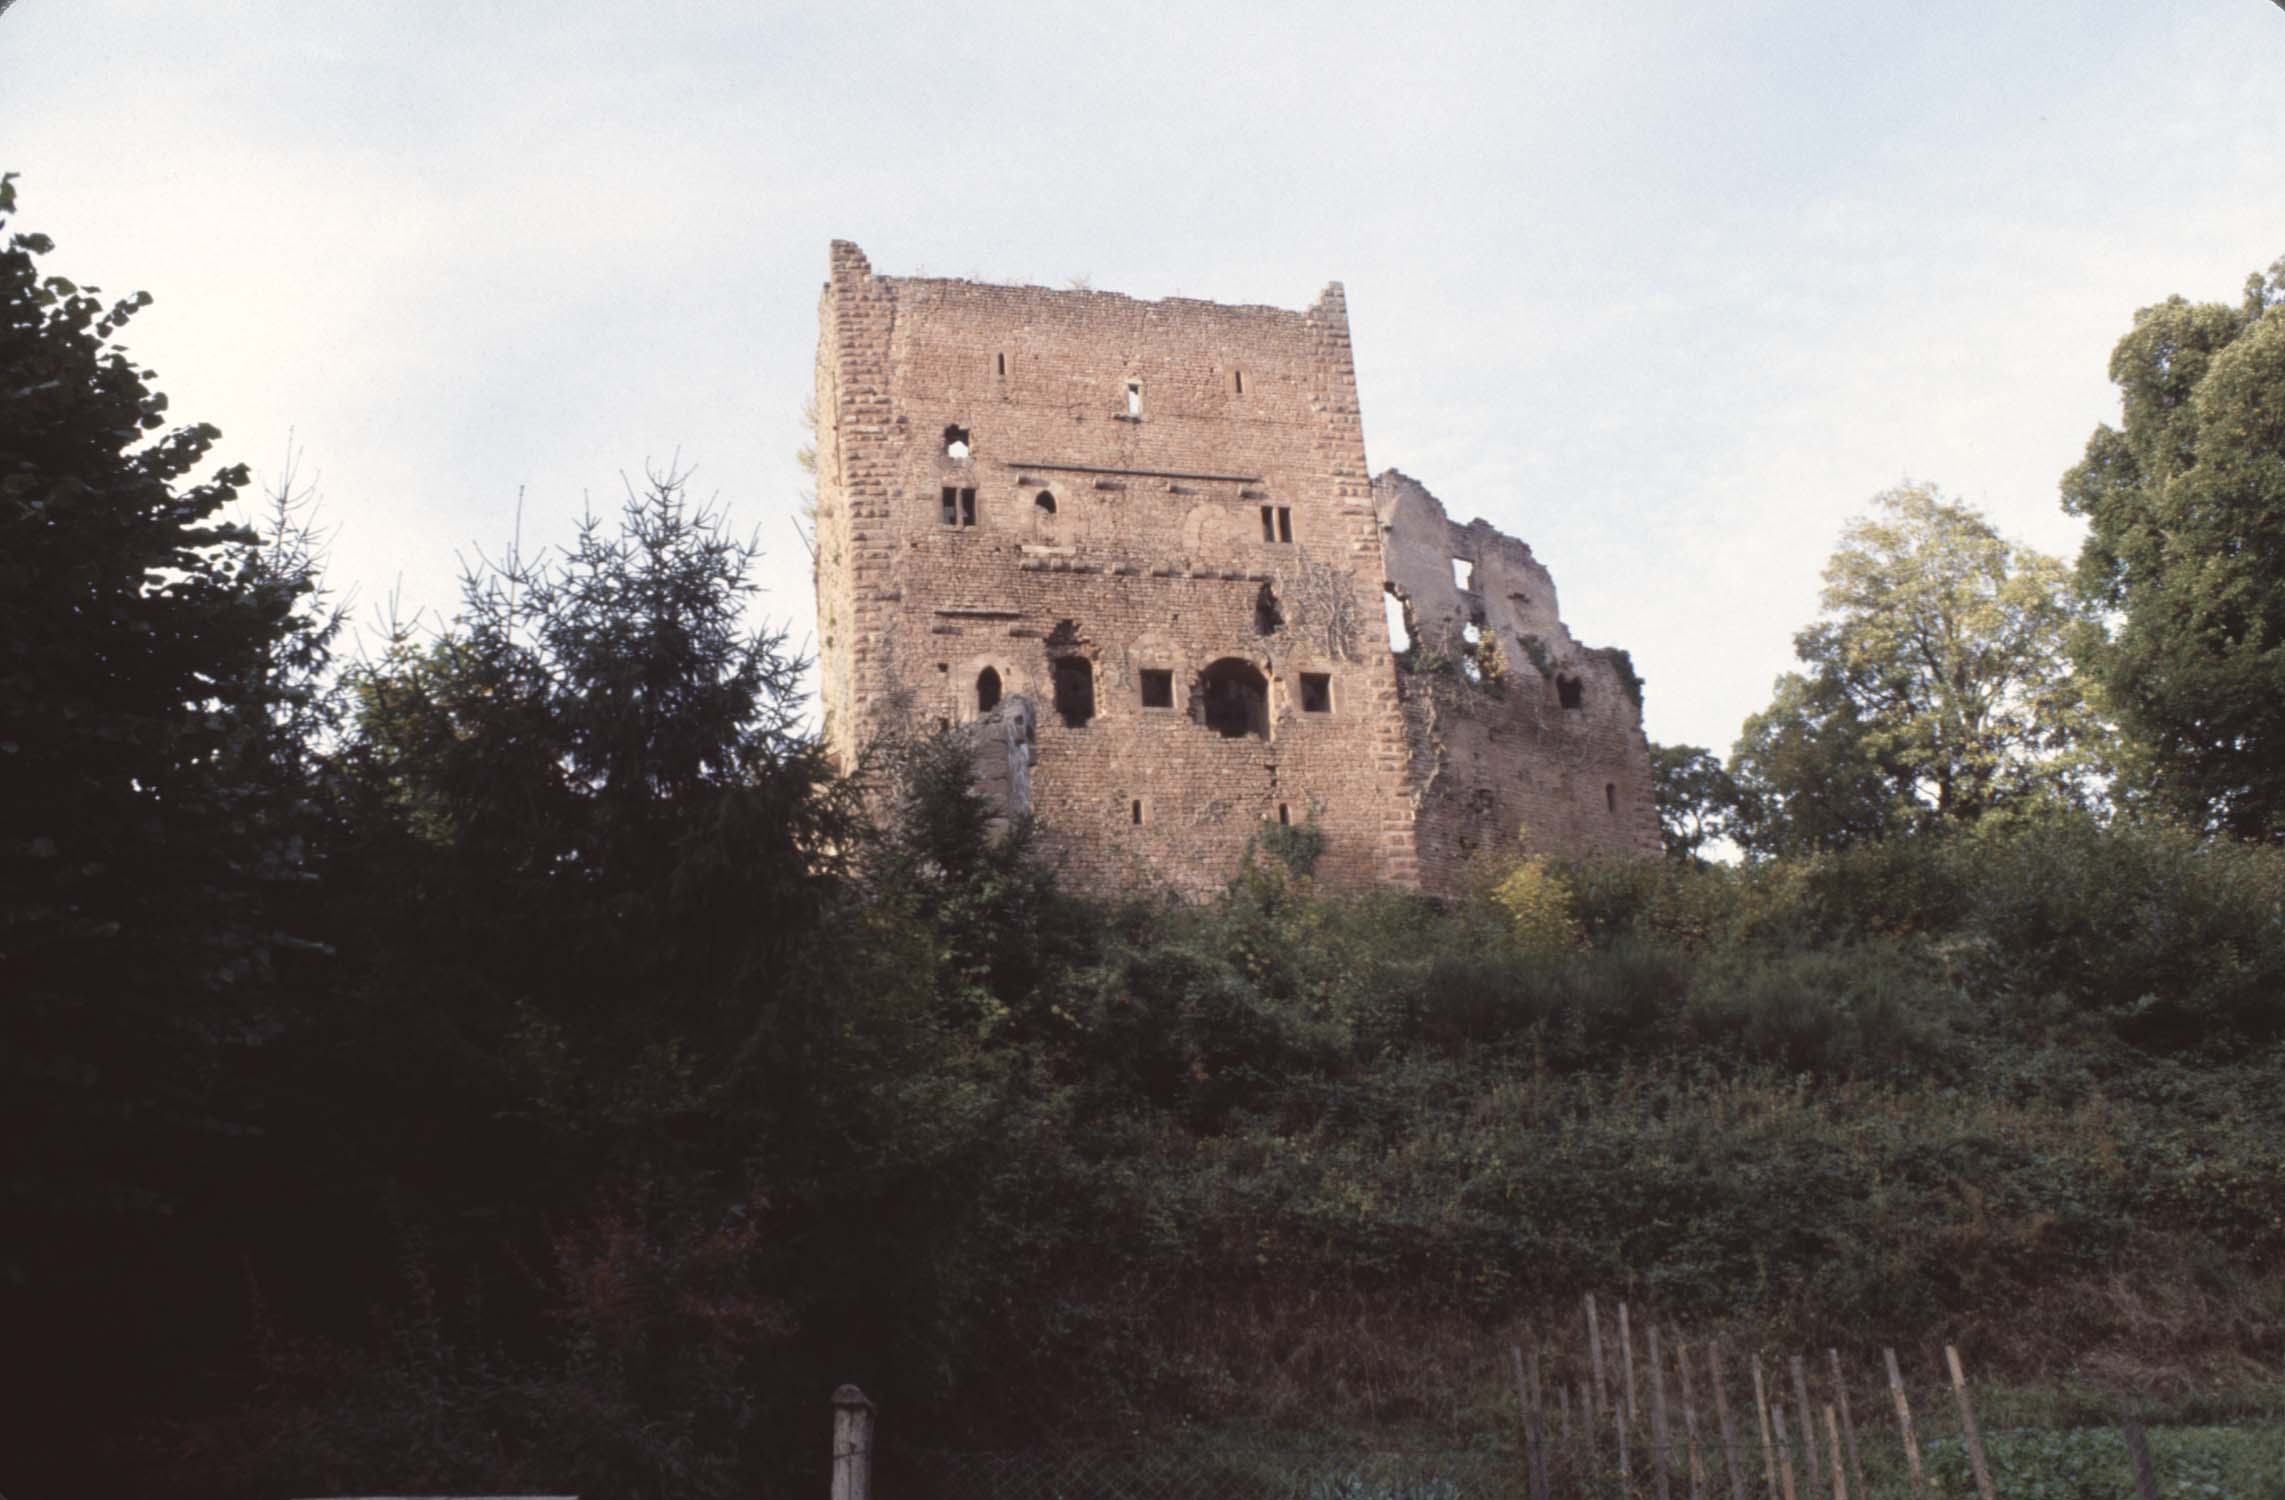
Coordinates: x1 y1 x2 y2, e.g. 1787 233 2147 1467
1823 1406 1847 1500
1647 1323 1675 1500
1772 1404 1799 1500
1789 1356 1823 1498
1621 1301 1641 1432
1751 1355 1780 1500
2122 1418 2160 1500
831 1384 875 1500
1944 1346 1996 1500
1826 1349 1865 1500
1882 1348 1925 1498
1589 1294 1610 1423
1535 1344 1553 1500
1709 1342 1748 1500
1675 1335 1707 1500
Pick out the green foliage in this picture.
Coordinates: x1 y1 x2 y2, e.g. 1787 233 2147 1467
1649 741 1740 861
1733 484 2094 856
0 177 336 1493
2064 255 2285 840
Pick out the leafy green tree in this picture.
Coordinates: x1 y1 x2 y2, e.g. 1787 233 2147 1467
1731 483 2092 855
1648 742 1740 861
2063 257 2285 840
0 173 330 1493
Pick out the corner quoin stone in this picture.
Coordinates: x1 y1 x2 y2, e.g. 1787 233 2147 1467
810 242 1660 897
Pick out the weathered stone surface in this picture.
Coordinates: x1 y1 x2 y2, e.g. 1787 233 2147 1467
813 244 1656 896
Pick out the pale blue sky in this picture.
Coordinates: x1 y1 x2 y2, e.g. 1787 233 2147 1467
7 1 2282 754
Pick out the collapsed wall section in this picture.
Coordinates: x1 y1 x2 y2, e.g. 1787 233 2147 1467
1375 470 1662 882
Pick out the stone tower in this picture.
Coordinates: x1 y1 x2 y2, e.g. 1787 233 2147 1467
811 243 1657 897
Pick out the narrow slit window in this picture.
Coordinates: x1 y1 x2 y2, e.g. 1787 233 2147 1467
1298 672 1331 713
1233 369 1244 395
1276 506 1292 543
959 487 977 527
1605 782 1617 814
1139 669 1173 708
996 352 1007 378
1124 379 1143 417
1260 505 1277 543
1277 803 1291 826
941 486 958 526
1131 799 1144 826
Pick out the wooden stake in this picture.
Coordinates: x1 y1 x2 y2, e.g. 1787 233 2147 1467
1511 1344 1543 1500
1824 1406 1847 1500
1944 1346 1996 1500
1526 1343 1551 1500
2122 1418 2159 1500
1751 1355 1781 1500
1618 1396 1634 1499
1826 1350 1866 1500
1772 1403 1799 1500
1675 1334 1708 1500
831 1384 876 1500
1589 1294 1610 1423
1709 1342 1749 1500
1647 1323 1675 1500
1621 1300 1641 1431
1882 1348 1925 1497
1789 1356 1823 1497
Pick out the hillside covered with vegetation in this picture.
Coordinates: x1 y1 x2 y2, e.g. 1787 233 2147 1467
7 175 2284 1498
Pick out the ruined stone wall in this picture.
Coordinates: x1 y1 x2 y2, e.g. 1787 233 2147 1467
812 243 1656 897
1375 471 1662 882
813 243 1417 897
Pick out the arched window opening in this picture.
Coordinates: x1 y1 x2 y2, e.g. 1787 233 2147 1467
1557 674 1584 710
943 424 972 460
1052 656 1095 728
1197 658 1270 740
1034 489 1057 515
977 667 1002 713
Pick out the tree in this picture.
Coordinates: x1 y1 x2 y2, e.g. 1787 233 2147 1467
0 173 330 1493
1730 483 2093 855
2063 257 2285 840
1648 742 1740 861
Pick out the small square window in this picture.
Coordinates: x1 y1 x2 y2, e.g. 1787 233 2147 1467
1139 669 1174 708
1298 672 1331 713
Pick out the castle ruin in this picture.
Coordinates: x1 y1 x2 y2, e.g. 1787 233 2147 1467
812 242 1659 896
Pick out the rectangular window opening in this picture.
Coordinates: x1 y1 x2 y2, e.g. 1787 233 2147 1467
1053 656 1095 728
1233 369 1244 395
1139 669 1174 708
1131 799 1145 826
1277 803 1291 826
1276 506 1292 543
959 487 977 527
942 486 958 526
996 351 1007 378
1299 672 1331 713
1452 556 1476 590
1125 379 1143 418
1260 505 1276 543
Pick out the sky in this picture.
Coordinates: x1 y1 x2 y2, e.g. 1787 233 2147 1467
6 0 2283 755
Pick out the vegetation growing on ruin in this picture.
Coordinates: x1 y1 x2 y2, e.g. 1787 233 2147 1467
7 182 2284 1499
